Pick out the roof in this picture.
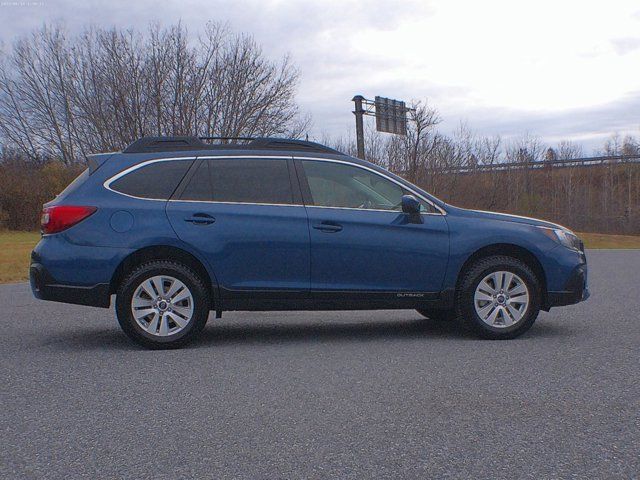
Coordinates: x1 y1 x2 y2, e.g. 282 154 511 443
122 136 342 155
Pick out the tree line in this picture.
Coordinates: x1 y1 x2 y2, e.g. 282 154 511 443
325 102 640 234
0 23 638 234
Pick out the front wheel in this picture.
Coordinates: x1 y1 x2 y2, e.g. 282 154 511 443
456 255 541 339
115 260 211 349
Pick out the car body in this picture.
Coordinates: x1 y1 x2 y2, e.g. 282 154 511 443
30 136 589 347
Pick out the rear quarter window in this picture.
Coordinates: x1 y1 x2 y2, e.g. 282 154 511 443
110 160 193 199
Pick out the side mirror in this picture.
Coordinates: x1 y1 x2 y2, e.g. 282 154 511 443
401 194 420 214
401 194 422 224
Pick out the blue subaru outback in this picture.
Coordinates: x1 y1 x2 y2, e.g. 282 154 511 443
30 136 589 348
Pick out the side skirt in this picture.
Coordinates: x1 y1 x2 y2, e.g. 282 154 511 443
219 288 454 312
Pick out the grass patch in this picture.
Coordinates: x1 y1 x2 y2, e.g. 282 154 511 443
578 232 640 249
0 230 638 285
0 231 40 283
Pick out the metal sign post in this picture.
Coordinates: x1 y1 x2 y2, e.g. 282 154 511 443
352 95 366 160
352 95 411 159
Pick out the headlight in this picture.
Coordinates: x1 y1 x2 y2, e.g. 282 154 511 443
538 227 583 251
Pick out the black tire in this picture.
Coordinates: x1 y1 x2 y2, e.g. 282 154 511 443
115 260 211 349
416 308 457 322
455 255 541 339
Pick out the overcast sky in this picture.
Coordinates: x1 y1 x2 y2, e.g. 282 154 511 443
1 0 639 151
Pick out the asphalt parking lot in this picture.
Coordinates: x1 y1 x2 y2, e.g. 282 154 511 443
1 250 639 479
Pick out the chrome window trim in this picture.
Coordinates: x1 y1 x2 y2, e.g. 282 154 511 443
304 205 433 215
168 199 421 215
103 154 447 215
295 156 446 215
103 156 199 201
169 199 304 207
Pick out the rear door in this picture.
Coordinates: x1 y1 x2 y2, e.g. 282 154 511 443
296 158 449 297
166 156 310 303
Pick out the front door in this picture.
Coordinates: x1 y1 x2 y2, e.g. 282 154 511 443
296 159 449 298
166 157 310 303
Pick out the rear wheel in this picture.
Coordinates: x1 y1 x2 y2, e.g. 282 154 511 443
115 260 210 349
456 255 541 339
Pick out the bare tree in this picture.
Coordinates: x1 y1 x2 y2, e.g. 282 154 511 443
506 133 545 163
404 100 441 183
557 140 583 160
0 22 307 162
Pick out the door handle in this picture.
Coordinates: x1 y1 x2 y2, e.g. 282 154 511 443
184 213 215 225
313 222 343 233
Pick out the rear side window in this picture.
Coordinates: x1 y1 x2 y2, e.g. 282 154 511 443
110 160 193 199
180 158 293 205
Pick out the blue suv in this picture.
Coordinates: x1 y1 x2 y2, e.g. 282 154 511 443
30 136 589 348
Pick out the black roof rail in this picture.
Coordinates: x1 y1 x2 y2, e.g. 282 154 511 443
123 136 341 155
199 136 255 143
123 136 208 153
247 138 340 154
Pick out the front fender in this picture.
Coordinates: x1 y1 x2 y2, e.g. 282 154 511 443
442 215 558 292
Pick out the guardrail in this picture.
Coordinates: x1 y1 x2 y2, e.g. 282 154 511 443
424 155 640 174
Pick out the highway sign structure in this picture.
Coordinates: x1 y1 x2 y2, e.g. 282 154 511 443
352 95 411 159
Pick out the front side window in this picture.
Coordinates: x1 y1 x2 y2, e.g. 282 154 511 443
301 160 434 212
110 159 193 199
180 158 294 205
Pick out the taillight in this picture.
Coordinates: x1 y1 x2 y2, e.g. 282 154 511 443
41 205 97 234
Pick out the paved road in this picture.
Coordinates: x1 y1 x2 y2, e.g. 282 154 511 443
1 251 639 479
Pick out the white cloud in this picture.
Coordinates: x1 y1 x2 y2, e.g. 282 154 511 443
1 0 639 148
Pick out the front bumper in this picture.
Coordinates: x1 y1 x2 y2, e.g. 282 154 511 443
546 262 589 308
30 262 111 308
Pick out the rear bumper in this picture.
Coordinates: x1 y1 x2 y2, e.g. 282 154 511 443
30 262 111 308
546 262 589 308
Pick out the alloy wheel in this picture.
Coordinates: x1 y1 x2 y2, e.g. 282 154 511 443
473 270 530 328
131 275 194 336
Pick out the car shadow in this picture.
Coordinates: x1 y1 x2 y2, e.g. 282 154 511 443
37 315 574 352
193 317 466 348
37 326 133 352
37 316 467 352
521 320 576 339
